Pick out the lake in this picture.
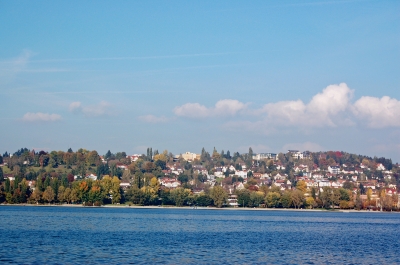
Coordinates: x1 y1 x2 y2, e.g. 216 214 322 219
0 206 399 264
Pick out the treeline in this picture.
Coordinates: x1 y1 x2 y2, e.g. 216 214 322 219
1 175 121 206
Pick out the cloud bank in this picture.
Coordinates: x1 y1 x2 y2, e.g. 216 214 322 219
170 83 400 129
22 112 61 122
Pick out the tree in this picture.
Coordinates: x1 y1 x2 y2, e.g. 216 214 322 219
170 188 190 207
246 147 254 168
64 187 71 203
57 186 66 203
104 150 112 160
30 189 41 204
281 190 292 208
266 192 281 208
342 181 354 190
0 167 3 182
291 189 305 209
111 176 121 204
42 186 55 204
296 180 307 193
178 174 189 184
366 188 373 204
195 193 213 206
236 189 251 207
89 183 103 204
319 187 333 209
355 193 362 210
77 181 90 203
5 178 10 193
306 197 316 209
249 191 264 207
155 159 166 170
68 188 78 203
210 186 227 208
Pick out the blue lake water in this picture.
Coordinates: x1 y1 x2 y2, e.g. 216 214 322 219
0 206 399 264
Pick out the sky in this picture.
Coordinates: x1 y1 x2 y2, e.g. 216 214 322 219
1 0 399 162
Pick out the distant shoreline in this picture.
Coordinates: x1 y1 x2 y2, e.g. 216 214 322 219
1 203 397 213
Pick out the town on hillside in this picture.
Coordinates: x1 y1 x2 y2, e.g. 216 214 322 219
0 147 399 210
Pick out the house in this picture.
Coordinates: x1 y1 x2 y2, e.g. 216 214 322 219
274 173 287 180
235 182 245 190
228 194 239 207
376 163 386 171
117 164 128 170
85 174 98 181
4 174 15 181
159 178 181 188
236 170 248 179
328 166 340 175
120 182 131 190
129 155 140 162
253 172 262 178
363 182 376 190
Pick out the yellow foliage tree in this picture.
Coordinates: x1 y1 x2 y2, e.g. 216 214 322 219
296 180 307 193
306 197 315 209
111 176 121 204
153 153 167 162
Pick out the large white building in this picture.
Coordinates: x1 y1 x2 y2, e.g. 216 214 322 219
253 153 278 160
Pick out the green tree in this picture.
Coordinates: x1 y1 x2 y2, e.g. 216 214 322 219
281 190 292 208
43 176 51 189
170 187 190 207
210 186 228 208
195 193 213 206
5 178 10 193
249 191 264 207
236 189 251 207
266 192 281 208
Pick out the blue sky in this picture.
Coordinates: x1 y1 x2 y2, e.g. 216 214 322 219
1 0 399 161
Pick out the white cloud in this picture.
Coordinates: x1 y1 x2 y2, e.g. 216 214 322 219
69 101 82 112
174 103 209 118
139 115 169 123
22 112 62 122
260 83 353 127
174 99 246 118
173 83 400 130
69 101 112 117
353 96 400 128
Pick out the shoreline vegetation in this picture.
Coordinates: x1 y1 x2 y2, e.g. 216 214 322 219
0 147 399 212
1 203 397 214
